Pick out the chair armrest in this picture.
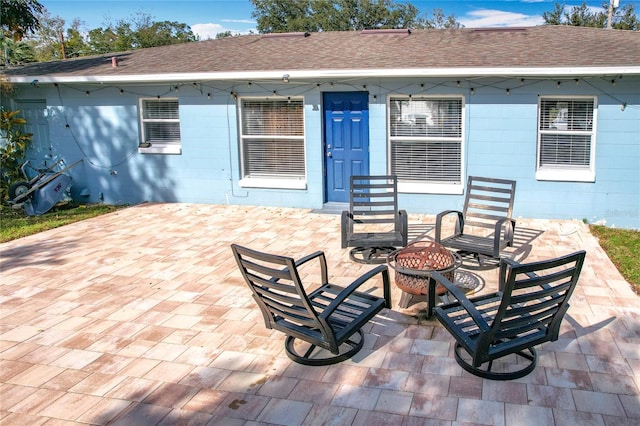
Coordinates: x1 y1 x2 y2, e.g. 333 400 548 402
491 217 515 255
431 271 490 332
321 265 391 316
295 251 328 285
398 210 408 246
341 211 352 248
435 210 464 243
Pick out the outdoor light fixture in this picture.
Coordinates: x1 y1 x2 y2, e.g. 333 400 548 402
282 74 290 83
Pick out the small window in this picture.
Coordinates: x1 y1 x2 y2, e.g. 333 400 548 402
139 99 181 154
388 96 464 193
238 98 306 189
537 97 596 182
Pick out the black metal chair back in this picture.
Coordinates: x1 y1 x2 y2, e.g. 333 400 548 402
433 250 586 380
341 175 408 263
231 243 390 365
435 176 517 266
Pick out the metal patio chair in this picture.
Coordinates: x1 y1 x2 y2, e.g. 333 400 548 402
231 244 391 366
341 175 408 264
435 176 516 267
433 250 586 380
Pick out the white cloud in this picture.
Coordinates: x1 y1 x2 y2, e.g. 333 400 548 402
192 22 256 39
460 10 545 28
192 23 226 39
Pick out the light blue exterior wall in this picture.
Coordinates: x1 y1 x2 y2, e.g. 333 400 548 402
8 75 639 229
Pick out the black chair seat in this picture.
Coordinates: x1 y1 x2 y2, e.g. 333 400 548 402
433 250 586 380
435 176 516 267
231 244 391 366
341 175 408 264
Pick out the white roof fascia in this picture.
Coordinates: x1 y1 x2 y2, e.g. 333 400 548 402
8 66 640 84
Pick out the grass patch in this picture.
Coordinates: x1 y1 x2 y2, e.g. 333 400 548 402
0 202 126 243
589 225 640 294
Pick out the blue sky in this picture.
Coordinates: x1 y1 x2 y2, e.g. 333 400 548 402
39 0 638 39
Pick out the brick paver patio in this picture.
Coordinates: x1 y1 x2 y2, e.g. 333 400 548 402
1 203 639 425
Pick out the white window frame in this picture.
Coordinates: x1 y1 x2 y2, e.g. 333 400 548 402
238 97 306 190
387 95 464 194
138 98 182 155
536 96 597 182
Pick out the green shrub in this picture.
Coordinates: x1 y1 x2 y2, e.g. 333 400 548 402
0 108 33 201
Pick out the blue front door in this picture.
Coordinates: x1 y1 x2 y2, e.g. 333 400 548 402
324 92 370 203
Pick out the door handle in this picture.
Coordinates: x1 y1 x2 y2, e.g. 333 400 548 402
327 152 332 157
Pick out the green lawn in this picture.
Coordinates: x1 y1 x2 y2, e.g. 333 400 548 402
589 225 640 293
0 202 125 243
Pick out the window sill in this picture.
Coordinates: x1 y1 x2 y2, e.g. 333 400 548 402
398 182 464 195
536 169 595 183
138 144 182 155
239 177 307 190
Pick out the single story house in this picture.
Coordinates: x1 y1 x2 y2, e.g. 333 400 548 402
2 25 640 228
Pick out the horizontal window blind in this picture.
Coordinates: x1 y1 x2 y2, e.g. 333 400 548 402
539 99 594 131
143 100 180 120
144 122 181 143
240 98 305 179
242 100 304 136
390 98 462 138
391 140 461 182
538 97 595 171
389 97 463 183
540 134 591 167
243 139 305 177
141 99 181 145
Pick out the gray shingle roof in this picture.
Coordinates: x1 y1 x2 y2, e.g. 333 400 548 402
4 26 640 81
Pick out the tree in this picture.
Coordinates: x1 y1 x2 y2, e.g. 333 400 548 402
0 0 44 40
135 21 198 48
423 8 463 29
542 1 638 30
0 36 36 64
0 109 33 201
250 0 460 33
86 12 197 54
27 10 85 61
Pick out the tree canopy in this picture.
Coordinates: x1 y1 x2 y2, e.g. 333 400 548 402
250 0 461 33
84 13 198 55
543 1 638 30
0 0 44 40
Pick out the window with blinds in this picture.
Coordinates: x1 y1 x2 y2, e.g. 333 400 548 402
240 99 305 179
140 99 180 152
388 96 463 184
537 97 596 180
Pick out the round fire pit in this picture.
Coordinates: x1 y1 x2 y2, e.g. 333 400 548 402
387 241 461 311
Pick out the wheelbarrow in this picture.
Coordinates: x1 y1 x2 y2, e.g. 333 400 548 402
8 159 82 216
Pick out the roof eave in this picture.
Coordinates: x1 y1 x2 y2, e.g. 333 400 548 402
8 66 640 84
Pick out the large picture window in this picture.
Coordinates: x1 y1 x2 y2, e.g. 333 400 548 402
239 98 306 188
537 97 596 182
388 96 463 193
139 99 181 154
